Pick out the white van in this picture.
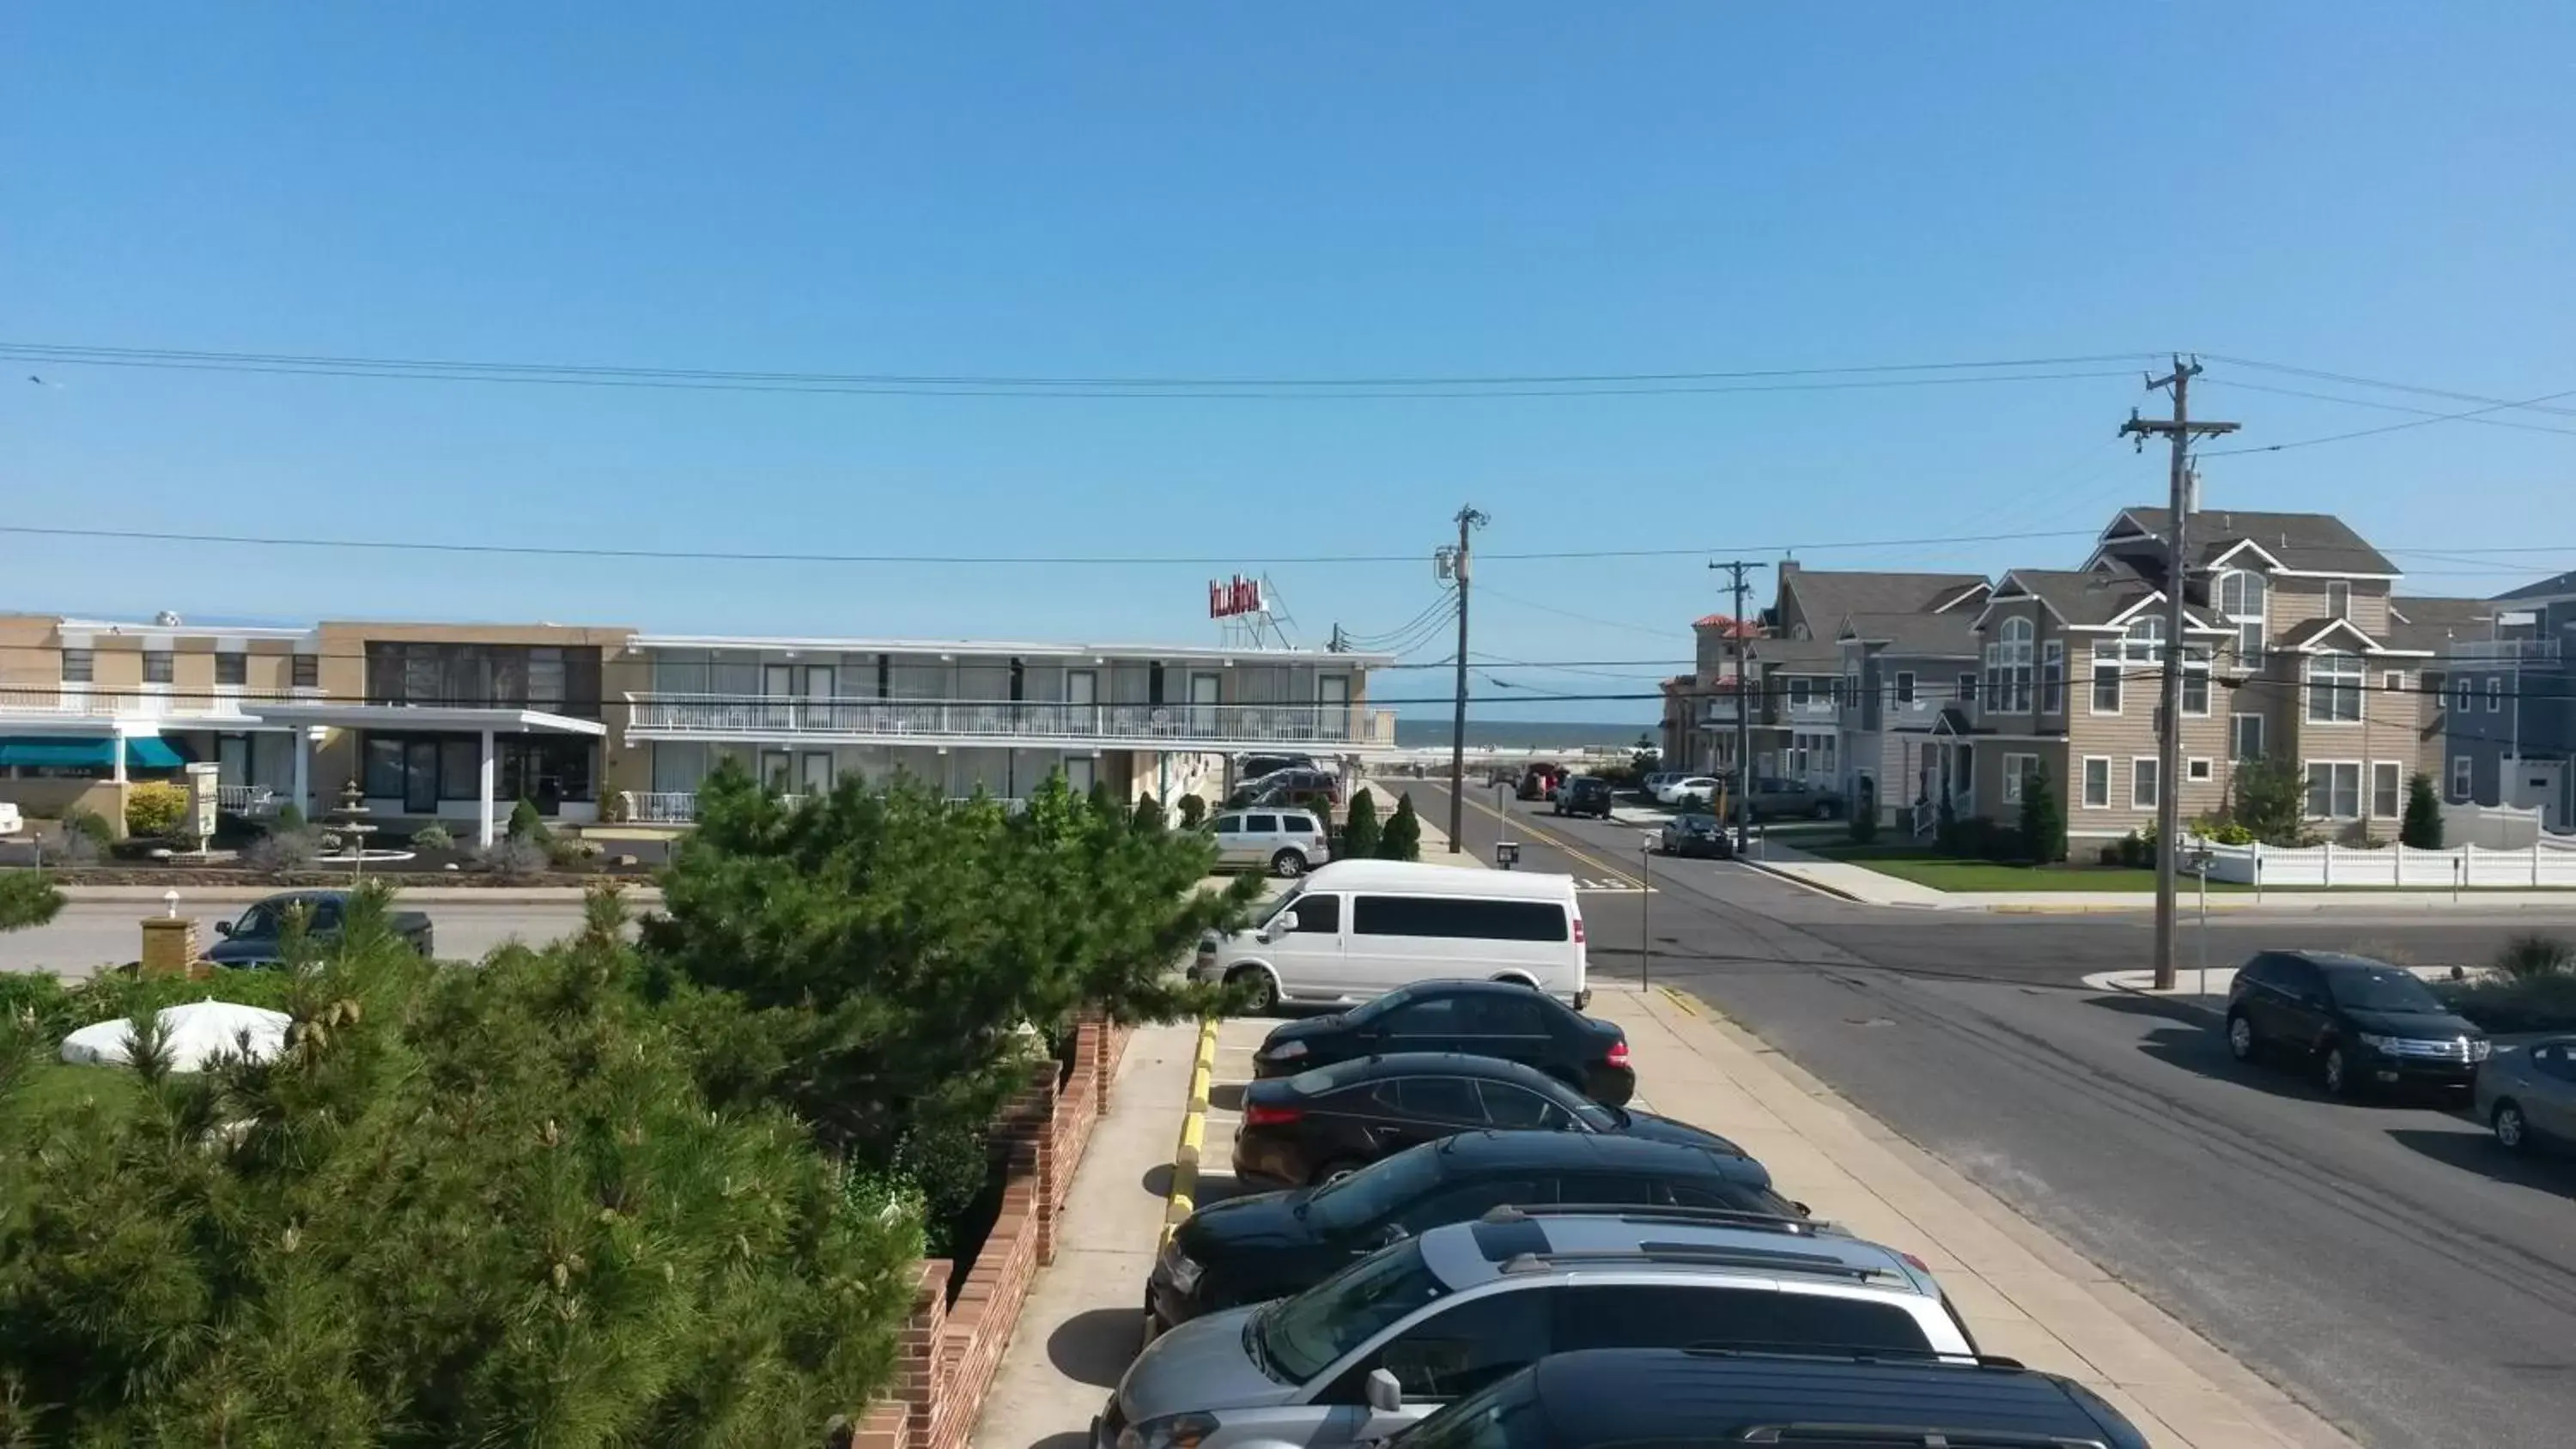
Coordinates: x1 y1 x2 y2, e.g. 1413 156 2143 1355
1192 859 1588 1011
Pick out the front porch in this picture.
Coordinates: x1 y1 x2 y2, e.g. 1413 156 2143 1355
254 704 610 846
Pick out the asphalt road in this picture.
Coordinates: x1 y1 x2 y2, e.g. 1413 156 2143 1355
0 901 594 978
1412 779 2576 1449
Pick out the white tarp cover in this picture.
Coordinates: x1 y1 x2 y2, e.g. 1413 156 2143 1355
59 1000 291 1072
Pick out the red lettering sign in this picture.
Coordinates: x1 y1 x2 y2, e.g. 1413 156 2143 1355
1209 574 1265 619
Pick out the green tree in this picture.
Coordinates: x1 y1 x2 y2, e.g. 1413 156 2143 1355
638 763 1257 1234
1131 791 1166 834
2403 772 2445 849
0 872 64 933
1176 794 1207 829
0 882 918 1445
2019 762 2066 864
1340 788 1382 861
1380 792 1424 861
2227 756 2306 845
506 796 548 843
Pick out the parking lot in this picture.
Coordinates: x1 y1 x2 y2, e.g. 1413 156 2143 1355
1006 990 2359 1449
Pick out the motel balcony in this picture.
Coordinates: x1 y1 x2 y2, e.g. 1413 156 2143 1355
0 686 266 723
619 790 1028 825
621 694 1398 752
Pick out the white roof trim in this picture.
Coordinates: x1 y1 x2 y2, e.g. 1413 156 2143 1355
2268 568 2403 581
2280 617 2391 655
625 634 1388 666
246 704 608 736
2206 539 2288 573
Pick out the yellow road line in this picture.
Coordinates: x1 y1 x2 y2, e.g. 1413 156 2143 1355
1452 787 1644 888
1159 1016 1221 1252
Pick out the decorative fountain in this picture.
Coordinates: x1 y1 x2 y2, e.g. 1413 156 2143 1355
313 777 415 870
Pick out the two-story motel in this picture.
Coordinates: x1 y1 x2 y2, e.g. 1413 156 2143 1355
0 612 1390 841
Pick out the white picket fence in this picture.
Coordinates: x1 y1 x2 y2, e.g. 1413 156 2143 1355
2443 801 2555 850
2189 834 2576 888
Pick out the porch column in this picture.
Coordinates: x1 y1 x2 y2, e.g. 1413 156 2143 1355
477 729 498 848
112 733 128 785
292 729 311 815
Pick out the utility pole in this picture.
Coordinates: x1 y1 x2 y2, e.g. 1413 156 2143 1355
1443 506 1489 852
1709 560 1768 856
1327 623 1347 653
2121 358 2239 990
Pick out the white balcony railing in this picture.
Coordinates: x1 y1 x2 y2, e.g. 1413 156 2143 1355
0 686 256 721
624 694 1396 749
621 791 1029 824
216 785 283 815
2446 639 2562 662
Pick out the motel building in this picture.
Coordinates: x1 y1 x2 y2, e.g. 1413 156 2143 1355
0 609 1390 840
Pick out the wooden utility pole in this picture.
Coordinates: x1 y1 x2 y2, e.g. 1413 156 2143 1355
2120 358 2239 990
1443 506 1488 852
1709 560 1767 856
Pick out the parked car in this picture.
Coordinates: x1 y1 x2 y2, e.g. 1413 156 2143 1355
1728 776 1843 822
1515 763 1562 801
1656 812 1733 859
1637 771 1686 802
207 889 435 968
1229 767 1343 811
1550 776 1613 820
2224 950 2490 1097
2476 1036 2576 1154
1150 1131 1806 1330
1237 753 1322 784
1230 1052 1742 1188
1661 776 1719 808
1193 862 1589 1013
1251 979 1633 1103
1098 1205 1978 1449
1380 1349 2151 1449
0 802 21 838
1211 809 1334 878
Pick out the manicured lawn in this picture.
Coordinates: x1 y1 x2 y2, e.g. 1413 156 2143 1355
1802 840 2246 893
0 1062 144 1132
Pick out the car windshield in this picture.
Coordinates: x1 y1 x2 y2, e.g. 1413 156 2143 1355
1343 985 1421 1026
1302 1141 1446 1234
1255 1238 1448 1382
2328 967 2445 1015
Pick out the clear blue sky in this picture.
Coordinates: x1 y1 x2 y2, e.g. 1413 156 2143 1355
6 3 2571 721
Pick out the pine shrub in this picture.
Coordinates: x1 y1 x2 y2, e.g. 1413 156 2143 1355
2402 773 2445 850
1341 788 1382 860
1381 793 1424 861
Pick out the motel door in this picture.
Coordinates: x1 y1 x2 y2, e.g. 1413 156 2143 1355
762 664 795 731
1188 672 1222 739
1067 670 1099 734
1319 675 1352 743
1064 756 1097 792
802 664 835 731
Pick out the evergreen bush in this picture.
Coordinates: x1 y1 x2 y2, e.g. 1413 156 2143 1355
1380 794 1423 861
124 781 191 839
1341 788 1382 860
2402 773 2445 850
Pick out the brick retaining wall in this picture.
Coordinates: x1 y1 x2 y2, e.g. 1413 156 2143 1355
855 1013 1132 1449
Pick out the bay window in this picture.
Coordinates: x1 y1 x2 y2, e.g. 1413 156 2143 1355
1999 618 2035 712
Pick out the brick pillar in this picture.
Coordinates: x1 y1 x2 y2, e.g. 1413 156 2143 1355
899 1262 951 1449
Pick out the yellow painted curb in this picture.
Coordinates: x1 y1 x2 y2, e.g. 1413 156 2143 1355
1656 985 1701 1017
1159 1016 1221 1252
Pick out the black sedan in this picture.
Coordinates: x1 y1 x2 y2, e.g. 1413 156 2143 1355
207 890 435 967
1232 1052 1744 1189
1656 813 1733 859
1152 1129 1802 1329
1253 979 1635 1105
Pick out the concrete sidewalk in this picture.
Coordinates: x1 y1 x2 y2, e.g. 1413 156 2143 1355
1595 986 2356 1448
1357 779 1489 868
1745 840 2576 912
971 1020 1206 1449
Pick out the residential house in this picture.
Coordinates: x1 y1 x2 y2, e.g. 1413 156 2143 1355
2383 595 2494 783
2440 570 2575 828
1941 508 2437 845
1835 609 1981 828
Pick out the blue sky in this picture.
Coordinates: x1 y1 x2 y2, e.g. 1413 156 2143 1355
6 3 2572 721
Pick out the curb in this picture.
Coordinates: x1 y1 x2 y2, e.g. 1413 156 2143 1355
2083 971 2228 1028
1655 984 1703 1017
1735 857 1870 904
1159 1016 1221 1252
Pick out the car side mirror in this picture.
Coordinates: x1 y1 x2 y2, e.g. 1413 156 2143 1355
214 921 234 937
1262 911 1298 942
1364 1367 1404 1414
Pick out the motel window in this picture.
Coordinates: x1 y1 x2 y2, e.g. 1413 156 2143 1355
60 649 94 684
293 652 319 688
143 651 174 685
216 653 247 687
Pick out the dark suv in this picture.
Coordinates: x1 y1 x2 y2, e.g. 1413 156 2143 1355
1252 979 1634 1104
2225 949 2491 1097
1149 1131 1803 1329
1551 776 1614 820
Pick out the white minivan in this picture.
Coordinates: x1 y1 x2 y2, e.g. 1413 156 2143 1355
1193 859 1588 1012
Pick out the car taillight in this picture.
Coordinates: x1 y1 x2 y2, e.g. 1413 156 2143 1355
1244 1103 1303 1127
1605 1039 1629 1068
1572 917 1586 946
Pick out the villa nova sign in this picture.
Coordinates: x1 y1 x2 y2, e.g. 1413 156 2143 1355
1208 574 1267 619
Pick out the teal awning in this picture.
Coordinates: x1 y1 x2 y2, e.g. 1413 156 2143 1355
0 737 185 769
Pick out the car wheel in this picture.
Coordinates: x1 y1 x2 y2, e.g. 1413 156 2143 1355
2494 1100 2532 1153
1225 966 1280 1014
2321 1045 2354 1097
1270 849 1306 878
2225 1012 2258 1063
1314 1158 1366 1187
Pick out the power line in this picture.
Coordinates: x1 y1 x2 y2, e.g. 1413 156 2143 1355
2201 383 2576 458
0 340 2165 391
1473 585 1693 639
2202 355 2576 419
2201 377 2576 438
0 345 2147 402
